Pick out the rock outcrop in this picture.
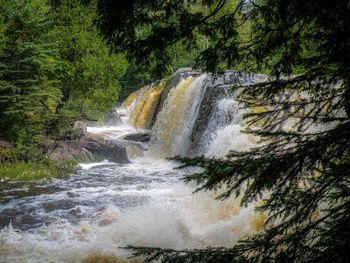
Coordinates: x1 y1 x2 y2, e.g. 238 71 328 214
190 71 268 152
167 68 202 88
49 134 129 164
122 132 150 142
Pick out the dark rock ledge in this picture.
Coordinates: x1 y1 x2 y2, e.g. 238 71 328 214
48 133 130 164
122 132 150 143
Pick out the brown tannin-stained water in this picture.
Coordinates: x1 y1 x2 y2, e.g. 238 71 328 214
0 72 268 263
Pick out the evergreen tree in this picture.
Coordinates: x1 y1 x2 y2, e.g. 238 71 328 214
97 0 231 77
0 0 61 159
98 0 350 262
0 0 127 160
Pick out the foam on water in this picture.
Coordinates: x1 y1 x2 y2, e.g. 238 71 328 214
79 160 111 170
0 156 260 263
0 72 268 262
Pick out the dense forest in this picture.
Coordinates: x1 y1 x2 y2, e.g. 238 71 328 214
0 0 202 171
0 0 128 173
1 0 350 262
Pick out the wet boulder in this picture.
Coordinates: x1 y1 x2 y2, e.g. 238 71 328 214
49 134 130 164
80 134 130 163
49 140 85 163
122 132 150 142
42 199 77 212
0 208 19 228
86 120 99 127
12 214 41 229
190 83 228 150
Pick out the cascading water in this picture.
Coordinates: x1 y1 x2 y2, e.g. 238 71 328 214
198 97 257 157
150 75 208 157
123 90 140 110
0 70 268 263
149 71 267 158
127 84 164 129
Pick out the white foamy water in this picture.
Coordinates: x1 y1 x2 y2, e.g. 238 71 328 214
0 154 259 263
0 74 268 262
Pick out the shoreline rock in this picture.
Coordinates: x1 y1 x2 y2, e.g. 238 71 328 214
122 132 150 142
48 133 130 164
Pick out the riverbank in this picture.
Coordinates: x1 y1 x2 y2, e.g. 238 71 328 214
0 130 129 183
0 161 76 182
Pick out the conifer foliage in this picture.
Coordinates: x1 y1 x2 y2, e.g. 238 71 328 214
98 0 350 262
0 0 127 161
0 0 60 159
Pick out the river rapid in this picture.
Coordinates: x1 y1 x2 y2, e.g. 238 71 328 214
0 72 266 262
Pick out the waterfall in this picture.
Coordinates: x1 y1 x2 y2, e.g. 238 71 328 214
130 85 164 129
123 90 140 110
124 84 164 129
150 75 208 157
123 70 267 159
196 96 255 157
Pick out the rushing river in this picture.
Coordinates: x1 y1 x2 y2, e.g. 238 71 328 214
0 128 258 262
0 71 267 262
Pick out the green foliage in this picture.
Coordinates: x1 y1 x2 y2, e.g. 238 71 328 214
0 147 17 163
118 64 153 102
0 0 61 159
97 0 236 77
119 40 200 102
0 0 127 164
124 245 247 263
51 0 128 129
99 0 350 262
0 160 76 181
0 162 54 181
